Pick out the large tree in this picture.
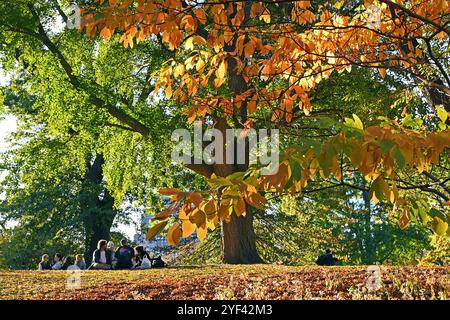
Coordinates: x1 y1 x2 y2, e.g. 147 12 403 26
80 0 449 263
0 0 197 263
1 0 449 264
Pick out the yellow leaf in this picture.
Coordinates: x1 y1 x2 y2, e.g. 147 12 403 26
182 219 196 238
174 64 185 78
185 35 206 50
334 1 344 9
206 214 218 231
146 220 168 240
197 224 207 240
260 10 271 23
167 222 181 246
165 85 173 99
196 59 205 71
100 27 113 40
216 60 227 80
432 217 448 236
353 114 364 130
234 197 246 216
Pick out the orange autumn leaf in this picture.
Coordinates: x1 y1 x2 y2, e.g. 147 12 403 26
167 222 181 246
182 219 196 238
159 188 182 196
195 8 208 24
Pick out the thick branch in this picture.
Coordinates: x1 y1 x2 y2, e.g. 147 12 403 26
27 4 150 137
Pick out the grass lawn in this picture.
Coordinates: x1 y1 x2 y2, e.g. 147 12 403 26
0 265 448 300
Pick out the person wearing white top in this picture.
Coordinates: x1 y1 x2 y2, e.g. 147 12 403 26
90 239 112 270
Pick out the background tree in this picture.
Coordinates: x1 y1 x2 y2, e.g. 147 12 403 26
0 0 199 266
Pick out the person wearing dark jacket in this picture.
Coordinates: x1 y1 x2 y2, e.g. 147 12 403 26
316 249 336 266
115 239 134 269
38 254 52 270
90 240 112 270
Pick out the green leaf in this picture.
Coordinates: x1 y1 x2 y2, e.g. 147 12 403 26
392 147 405 169
290 159 302 181
402 114 423 128
429 208 447 221
379 139 395 154
227 171 245 181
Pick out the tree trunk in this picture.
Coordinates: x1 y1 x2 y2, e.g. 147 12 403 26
184 1 264 264
362 190 375 264
81 154 118 264
211 119 264 264
84 216 114 264
221 205 263 264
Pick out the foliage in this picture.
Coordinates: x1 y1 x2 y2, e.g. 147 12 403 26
82 0 450 245
0 0 204 265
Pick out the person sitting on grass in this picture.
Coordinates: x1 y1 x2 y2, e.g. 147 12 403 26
52 253 63 270
133 246 151 269
115 239 134 270
38 254 52 270
90 240 112 270
62 256 73 270
107 241 117 269
316 249 336 266
75 254 86 270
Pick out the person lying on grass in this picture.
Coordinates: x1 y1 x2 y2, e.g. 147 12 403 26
89 240 112 270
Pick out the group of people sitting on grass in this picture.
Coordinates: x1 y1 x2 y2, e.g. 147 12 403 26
38 239 165 271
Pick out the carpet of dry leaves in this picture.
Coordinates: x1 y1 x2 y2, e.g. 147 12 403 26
0 265 448 300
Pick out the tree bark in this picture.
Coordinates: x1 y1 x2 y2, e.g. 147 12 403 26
206 118 264 264
221 205 264 264
81 155 118 264
362 190 375 264
212 2 264 264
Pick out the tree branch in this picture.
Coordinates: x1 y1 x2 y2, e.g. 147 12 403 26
27 4 150 137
